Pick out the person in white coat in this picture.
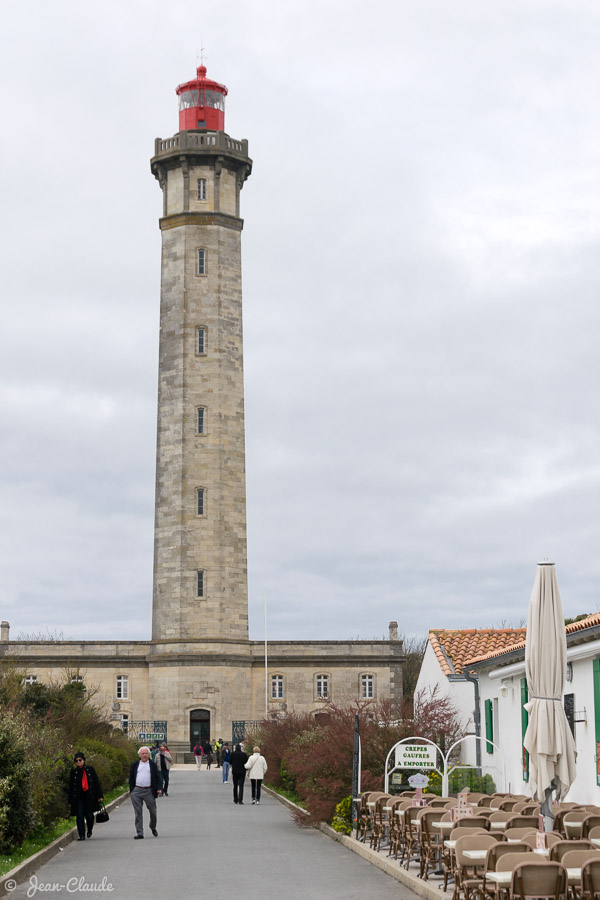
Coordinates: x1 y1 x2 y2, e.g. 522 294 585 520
244 746 268 804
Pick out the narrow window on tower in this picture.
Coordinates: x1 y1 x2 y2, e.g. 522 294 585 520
197 407 206 434
197 570 205 598
197 327 207 355
197 178 207 201
197 249 206 275
196 488 205 516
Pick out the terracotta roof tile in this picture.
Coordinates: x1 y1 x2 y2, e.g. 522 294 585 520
429 628 526 676
462 612 600 668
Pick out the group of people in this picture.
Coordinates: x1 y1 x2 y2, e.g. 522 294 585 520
68 739 268 841
192 737 227 771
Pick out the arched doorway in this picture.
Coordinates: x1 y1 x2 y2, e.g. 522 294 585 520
190 709 210 751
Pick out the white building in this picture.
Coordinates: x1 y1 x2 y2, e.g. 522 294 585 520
466 613 600 803
416 628 526 768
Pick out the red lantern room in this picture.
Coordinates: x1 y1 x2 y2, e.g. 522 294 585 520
176 65 228 132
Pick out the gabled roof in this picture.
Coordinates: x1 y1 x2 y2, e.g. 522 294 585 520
429 628 526 676
463 612 600 669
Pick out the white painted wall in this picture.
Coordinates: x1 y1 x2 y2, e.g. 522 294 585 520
415 643 478 767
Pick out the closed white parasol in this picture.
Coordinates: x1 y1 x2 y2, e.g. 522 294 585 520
523 562 577 823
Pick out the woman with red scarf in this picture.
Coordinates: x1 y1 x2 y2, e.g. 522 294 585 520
68 752 104 840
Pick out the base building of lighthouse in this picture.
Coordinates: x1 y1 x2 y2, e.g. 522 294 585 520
0 66 404 757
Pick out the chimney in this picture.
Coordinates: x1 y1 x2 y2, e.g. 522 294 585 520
1 621 9 642
389 621 398 642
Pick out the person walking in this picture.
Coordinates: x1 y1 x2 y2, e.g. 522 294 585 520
151 741 163 795
204 742 213 770
245 746 268 805
68 752 104 841
193 741 204 770
214 738 222 768
220 742 231 783
129 746 160 839
230 743 248 804
157 742 172 795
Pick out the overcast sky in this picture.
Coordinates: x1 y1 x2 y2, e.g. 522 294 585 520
1 0 599 643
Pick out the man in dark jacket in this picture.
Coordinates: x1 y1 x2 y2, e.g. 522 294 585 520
68 752 103 840
129 746 160 839
230 744 248 804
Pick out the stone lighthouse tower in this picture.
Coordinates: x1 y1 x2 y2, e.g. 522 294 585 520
150 66 252 644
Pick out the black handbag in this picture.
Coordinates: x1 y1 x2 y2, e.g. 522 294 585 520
95 803 109 824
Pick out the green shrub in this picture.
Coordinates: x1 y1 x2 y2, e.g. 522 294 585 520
331 796 353 835
448 766 496 795
0 714 35 852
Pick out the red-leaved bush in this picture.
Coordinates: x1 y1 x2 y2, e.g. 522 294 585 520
246 686 464 826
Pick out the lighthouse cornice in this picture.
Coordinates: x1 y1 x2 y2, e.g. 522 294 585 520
151 129 251 173
158 211 244 232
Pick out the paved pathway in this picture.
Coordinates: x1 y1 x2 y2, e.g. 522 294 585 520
7 767 419 900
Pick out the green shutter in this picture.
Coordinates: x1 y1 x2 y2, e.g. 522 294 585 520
521 678 529 782
485 698 493 753
593 658 600 786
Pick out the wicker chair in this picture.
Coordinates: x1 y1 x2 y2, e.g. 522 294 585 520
369 793 392 851
521 832 562 852
582 818 600 841
505 827 539 842
581 857 600 900
564 813 594 842
482 843 531 900
550 842 595 864
453 833 498 900
511 861 567 900
418 807 444 880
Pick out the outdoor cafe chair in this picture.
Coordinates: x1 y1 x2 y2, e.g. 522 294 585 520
418 807 446 880
586 827 600 846
563 813 594 841
402 804 424 871
429 797 453 808
364 792 386 843
453 833 498 900
506 828 539 842
369 793 392 851
479 797 496 807
490 811 517 830
513 802 533 813
550 842 595 864
581 857 600 900
555 810 585 837
442 827 489 891
383 797 405 856
509 817 544 831
511 860 567 900
521 833 562 852
582 819 600 841
488 850 537 900
389 799 413 860
555 850 600 900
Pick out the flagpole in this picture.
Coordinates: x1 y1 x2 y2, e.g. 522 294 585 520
264 594 268 719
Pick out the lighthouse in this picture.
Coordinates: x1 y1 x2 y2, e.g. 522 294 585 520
150 66 252 644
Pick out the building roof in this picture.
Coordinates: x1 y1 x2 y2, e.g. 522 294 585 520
463 612 600 669
429 628 526 676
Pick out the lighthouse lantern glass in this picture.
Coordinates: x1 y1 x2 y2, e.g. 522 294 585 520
179 90 225 112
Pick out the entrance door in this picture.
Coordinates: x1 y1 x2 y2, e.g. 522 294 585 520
190 709 210 751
